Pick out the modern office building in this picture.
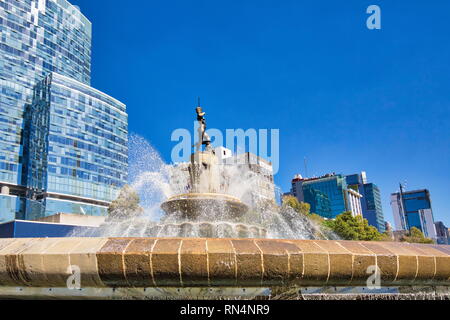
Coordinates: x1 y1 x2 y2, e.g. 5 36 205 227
435 221 449 245
0 0 128 222
290 173 362 219
23 73 128 220
346 172 385 232
0 0 91 184
390 188 437 240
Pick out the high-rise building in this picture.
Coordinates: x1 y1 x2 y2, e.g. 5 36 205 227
23 73 128 220
345 172 385 232
390 188 437 240
0 0 91 184
0 0 127 222
290 173 362 219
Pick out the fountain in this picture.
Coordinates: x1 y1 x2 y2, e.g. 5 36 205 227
0 105 449 300
158 105 267 238
93 105 298 239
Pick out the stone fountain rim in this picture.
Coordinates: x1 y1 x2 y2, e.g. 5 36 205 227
0 237 449 289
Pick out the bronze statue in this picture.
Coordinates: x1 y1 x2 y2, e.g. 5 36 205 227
194 102 211 151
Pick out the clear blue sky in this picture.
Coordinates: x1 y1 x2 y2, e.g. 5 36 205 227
73 0 450 226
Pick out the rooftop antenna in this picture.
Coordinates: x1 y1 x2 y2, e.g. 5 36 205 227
304 157 308 178
400 180 407 192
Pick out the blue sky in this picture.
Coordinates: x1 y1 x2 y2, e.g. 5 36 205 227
73 0 450 226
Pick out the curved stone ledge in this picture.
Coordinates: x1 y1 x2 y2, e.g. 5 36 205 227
0 238 449 288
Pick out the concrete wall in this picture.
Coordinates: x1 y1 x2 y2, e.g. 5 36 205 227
35 213 105 227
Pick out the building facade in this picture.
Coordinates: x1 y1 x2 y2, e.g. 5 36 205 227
0 0 91 186
302 186 332 218
346 172 385 232
290 173 362 219
23 73 128 219
434 221 449 245
345 188 363 217
390 188 437 240
232 152 276 207
0 0 127 222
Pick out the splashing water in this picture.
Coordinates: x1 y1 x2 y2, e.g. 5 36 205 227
72 133 339 240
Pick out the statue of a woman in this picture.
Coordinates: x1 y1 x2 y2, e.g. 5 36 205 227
194 106 211 151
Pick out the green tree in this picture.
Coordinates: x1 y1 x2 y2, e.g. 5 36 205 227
378 232 394 242
282 195 310 216
108 185 143 220
328 211 382 241
400 227 434 244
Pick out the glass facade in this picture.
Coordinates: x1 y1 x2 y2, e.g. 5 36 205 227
302 175 348 218
345 174 361 186
362 183 385 232
24 73 127 219
0 0 128 221
391 189 436 239
345 173 385 232
402 190 431 232
303 187 332 218
0 0 91 186
0 194 20 223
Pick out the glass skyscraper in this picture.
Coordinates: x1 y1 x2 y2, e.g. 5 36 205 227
0 0 127 222
290 173 352 219
346 172 385 232
301 174 348 218
362 184 385 231
391 188 437 240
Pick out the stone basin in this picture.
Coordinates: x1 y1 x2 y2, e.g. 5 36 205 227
160 193 249 219
147 221 268 238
